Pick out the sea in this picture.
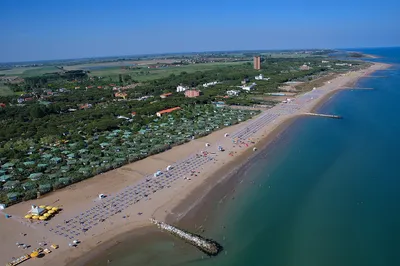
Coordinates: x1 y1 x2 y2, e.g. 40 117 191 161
84 47 400 266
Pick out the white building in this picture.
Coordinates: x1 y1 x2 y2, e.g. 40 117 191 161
176 85 189 92
203 81 218 88
255 74 270 81
242 83 256 91
227 90 240 96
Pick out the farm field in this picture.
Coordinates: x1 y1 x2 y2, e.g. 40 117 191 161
0 66 61 77
88 61 249 81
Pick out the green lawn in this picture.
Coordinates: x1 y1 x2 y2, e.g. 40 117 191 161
0 83 14 96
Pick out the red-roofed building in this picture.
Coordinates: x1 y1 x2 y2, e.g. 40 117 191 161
184 90 201 98
160 92 172 99
79 103 93 110
0 103 6 108
156 107 181 117
24 97 34 102
131 111 137 116
115 92 128 99
86 86 93 89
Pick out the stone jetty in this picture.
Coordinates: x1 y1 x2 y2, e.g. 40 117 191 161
150 218 222 256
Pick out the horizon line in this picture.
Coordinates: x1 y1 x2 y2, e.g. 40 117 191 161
1 46 399 65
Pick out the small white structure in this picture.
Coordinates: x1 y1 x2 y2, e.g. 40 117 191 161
224 133 229 137
203 81 218 88
242 83 257 91
30 205 46 216
255 74 270 81
0 204 6 210
253 147 257 151
227 90 240 96
176 85 188 92
205 143 210 147
98 194 106 199
154 171 162 177
166 165 172 171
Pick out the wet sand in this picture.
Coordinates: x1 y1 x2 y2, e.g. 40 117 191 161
0 62 390 266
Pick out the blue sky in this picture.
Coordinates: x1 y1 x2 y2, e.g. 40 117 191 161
1 0 399 62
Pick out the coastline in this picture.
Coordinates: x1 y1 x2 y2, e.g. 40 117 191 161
0 62 390 266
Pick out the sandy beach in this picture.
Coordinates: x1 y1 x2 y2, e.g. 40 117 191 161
0 62 390 266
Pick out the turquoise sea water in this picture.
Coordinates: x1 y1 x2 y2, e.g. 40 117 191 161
86 48 400 266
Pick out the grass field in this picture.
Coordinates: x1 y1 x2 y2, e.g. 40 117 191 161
0 66 61 77
20 66 62 77
0 83 14 96
89 61 249 81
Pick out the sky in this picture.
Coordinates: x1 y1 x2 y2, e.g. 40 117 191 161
1 0 400 62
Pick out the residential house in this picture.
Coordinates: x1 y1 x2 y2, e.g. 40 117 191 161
160 92 173 99
156 107 181 117
115 92 128 99
242 83 257 91
79 103 93 110
226 90 240 96
0 103 6 108
299 64 311 71
184 90 201 98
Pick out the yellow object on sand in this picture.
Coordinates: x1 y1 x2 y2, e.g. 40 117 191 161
39 216 46 221
46 206 52 210
25 214 32 219
51 244 59 249
48 210 55 214
52 207 59 211
44 213 51 217
32 215 39 220
30 251 39 258
39 205 46 208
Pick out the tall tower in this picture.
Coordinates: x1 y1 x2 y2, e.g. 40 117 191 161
253 56 261 70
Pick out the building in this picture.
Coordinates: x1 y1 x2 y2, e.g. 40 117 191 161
226 90 240 96
254 56 261 70
79 103 93 110
184 90 201 98
242 83 257 91
114 92 128 99
0 103 6 108
255 74 270 81
160 92 172 99
214 101 226 108
156 107 181 117
203 81 218 88
299 64 311 71
176 85 188 92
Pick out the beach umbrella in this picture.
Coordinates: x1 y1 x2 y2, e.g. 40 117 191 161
39 216 46 221
30 251 39 258
46 206 53 210
25 214 32 219
39 205 46 208
32 215 39 220
48 210 55 214
52 207 59 211
44 213 51 217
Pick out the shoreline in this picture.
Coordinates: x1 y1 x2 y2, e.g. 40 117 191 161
0 62 391 266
